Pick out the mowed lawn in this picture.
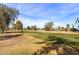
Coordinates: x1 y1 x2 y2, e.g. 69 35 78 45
0 30 79 54
23 30 79 43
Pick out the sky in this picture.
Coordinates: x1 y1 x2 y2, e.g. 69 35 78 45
4 3 79 28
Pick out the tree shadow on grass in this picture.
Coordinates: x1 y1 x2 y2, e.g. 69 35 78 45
33 35 79 55
34 41 46 44
0 34 22 41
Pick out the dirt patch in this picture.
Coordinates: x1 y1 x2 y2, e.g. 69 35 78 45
0 33 46 54
0 33 23 48
0 33 22 41
33 44 79 55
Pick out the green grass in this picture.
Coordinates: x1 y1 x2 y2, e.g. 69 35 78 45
23 30 79 41
22 30 79 47
23 30 48 40
0 30 78 55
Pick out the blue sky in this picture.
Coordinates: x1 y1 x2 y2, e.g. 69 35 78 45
4 3 79 28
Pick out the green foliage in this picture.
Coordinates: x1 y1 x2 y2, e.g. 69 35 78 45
75 18 79 29
27 25 38 30
31 25 38 30
15 20 23 30
66 24 70 29
44 21 54 31
12 20 23 30
12 24 16 30
27 26 31 30
0 4 19 32
76 18 79 24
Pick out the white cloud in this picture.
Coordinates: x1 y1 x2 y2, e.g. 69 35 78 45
5 3 79 28
18 16 52 28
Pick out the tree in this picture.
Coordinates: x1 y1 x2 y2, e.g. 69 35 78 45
12 23 16 30
76 18 79 24
24 28 27 30
66 24 70 31
71 24 77 31
31 25 37 30
66 24 70 29
75 18 79 29
44 21 54 31
15 20 23 30
27 26 31 30
57 26 61 31
72 24 74 29
0 4 19 32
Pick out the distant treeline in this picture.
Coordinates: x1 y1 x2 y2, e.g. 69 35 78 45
23 21 79 32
